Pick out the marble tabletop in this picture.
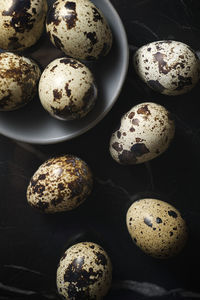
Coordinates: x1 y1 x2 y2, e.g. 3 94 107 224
1 0 200 299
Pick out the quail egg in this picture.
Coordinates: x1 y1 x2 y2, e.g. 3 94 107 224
46 0 113 60
109 102 175 165
0 0 48 51
38 57 98 120
0 52 41 111
57 242 112 300
133 40 200 95
126 198 188 259
26 155 93 213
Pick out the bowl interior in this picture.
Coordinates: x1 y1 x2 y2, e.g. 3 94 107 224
0 0 129 144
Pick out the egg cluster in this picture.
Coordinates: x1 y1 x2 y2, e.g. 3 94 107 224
0 0 113 118
0 1 113 298
107 39 200 259
107 39 199 261
1 0 199 299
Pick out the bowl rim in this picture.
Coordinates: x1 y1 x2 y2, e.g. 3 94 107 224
0 0 129 145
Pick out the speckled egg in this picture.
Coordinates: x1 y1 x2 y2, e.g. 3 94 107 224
133 40 200 96
38 57 97 120
109 102 175 165
46 0 113 60
0 0 48 51
57 242 112 300
0 52 41 111
26 155 93 213
126 198 188 259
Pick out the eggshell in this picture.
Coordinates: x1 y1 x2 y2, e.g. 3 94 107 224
0 52 41 111
46 0 113 60
57 242 112 300
133 40 200 95
26 155 93 213
38 57 97 120
126 198 188 259
0 0 48 51
109 102 175 165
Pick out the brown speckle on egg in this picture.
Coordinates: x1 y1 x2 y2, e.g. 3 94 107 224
56 242 112 300
26 155 93 213
126 198 188 258
64 1 77 30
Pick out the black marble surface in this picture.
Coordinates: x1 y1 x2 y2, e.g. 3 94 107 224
1 0 200 299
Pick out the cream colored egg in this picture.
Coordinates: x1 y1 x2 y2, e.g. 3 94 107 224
109 102 175 165
46 0 112 60
38 57 97 120
0 52 41 111
57 242 112 300
133 40 200 95
126 198 188 259
0 0 48 51
26 155 93 213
